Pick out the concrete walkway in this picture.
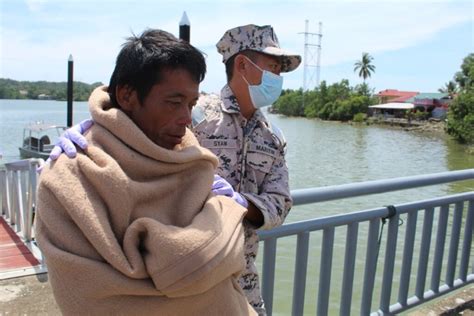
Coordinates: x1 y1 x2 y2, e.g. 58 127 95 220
1 273 473 315
0 274 60 315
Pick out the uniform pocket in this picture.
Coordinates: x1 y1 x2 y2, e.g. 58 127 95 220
247 152 274 174
213 148 238 171
201 139 238 172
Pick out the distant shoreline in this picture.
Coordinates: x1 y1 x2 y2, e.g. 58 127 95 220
365 117 446 133
0 98 83 101
0 78 102 101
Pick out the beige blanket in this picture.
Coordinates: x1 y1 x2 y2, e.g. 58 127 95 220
37 86 256 315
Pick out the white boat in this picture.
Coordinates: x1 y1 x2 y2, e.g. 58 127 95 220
18 123 66 160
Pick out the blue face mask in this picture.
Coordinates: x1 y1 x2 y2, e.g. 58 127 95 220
242 57 283 108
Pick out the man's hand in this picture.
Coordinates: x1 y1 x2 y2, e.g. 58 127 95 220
49 119 93 160
212 175 248 208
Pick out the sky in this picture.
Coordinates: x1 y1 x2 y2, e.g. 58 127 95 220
1 0 473 95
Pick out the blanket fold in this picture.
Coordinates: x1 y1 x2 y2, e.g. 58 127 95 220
37 86 256 315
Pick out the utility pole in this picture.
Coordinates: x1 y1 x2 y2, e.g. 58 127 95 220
299 20 322 110
300 20 323 91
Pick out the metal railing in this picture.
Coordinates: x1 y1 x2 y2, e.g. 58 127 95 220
1 160 473 314
258 169 474 315
0 158 45 278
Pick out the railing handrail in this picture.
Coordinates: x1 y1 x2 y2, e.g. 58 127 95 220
291 168 474 205
3 158 43 171
259 191 473 239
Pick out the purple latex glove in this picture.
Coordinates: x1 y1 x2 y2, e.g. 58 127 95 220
37 119 94 173
212 174 248 208
49 119 94 160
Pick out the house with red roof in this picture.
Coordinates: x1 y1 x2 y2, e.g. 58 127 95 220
375 89 419 104
406 92 452 119
374 89 452 119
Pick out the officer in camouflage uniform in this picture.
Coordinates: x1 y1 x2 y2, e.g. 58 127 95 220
192 24 301 315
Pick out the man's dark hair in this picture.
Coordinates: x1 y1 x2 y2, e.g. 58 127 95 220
225 50 259 82
108 29 206 107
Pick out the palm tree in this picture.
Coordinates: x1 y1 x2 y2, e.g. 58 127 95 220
354 52 376 82
438 81 458 98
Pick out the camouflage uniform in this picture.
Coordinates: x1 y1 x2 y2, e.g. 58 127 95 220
192 24 301 315
193 87 292 315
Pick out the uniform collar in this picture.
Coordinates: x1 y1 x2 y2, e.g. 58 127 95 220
219 84 271 127
220 84 241 114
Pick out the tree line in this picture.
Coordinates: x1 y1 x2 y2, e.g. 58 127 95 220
272 52 474 145
0 78 103 101
272 52 378 121
272 80 378 121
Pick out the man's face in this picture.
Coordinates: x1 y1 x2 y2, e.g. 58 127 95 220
245 53 282 85
127 68 199 149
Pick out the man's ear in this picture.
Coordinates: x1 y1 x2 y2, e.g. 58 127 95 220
116 85 139 111
234 54 248 76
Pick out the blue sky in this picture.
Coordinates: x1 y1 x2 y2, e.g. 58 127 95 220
1 0 472 94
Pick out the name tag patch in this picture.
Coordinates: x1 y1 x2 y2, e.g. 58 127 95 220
201 139 237 149
248 143 277 157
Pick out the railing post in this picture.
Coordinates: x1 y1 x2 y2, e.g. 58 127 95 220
261 237 277 315
398 211 417 306
10 170 19 227
19 170 31 238
415 207 434 298
340 222 359 315
317 226 335 316
4 169 12 220
430 205 449 292
24 161 38 241
445 202 463 286
361 219 381 315
0 169 6 217
459 200 474 280
292 231 310 316
379 214 400 312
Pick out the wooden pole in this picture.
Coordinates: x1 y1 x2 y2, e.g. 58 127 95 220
67 54 74 127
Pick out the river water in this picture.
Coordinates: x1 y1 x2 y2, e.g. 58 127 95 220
1 99 473 314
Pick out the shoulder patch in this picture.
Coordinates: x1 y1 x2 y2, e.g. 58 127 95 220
268 121 287 150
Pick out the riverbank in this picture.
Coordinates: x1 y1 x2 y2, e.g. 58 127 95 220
348 117 474 155
364 117 446 133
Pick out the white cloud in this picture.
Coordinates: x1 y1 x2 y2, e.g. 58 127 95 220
1 28 119 83
177 2 472 67
25 0 48 12
2 0 473 93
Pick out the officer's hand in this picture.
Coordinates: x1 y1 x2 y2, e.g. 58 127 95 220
49 119 93 160
212 175 248 208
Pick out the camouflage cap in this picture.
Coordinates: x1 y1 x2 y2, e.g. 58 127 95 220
216 24 301 73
